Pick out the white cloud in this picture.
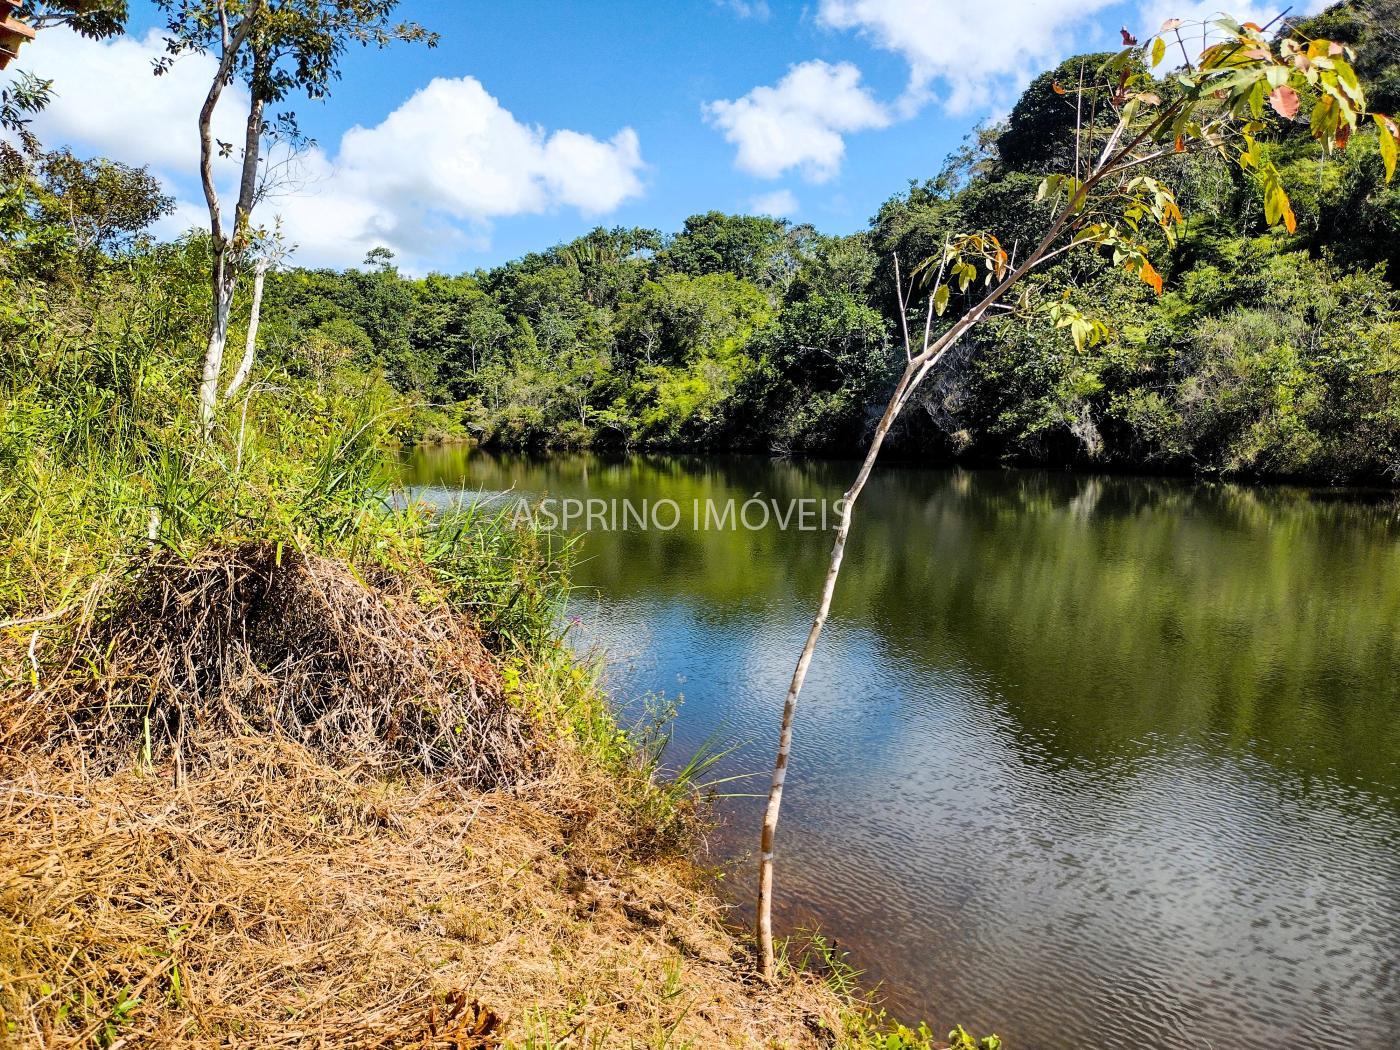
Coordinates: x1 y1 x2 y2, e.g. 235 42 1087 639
21 27 249 176
18 28 646 270
749 188 798 216
704 60 889 182
298 76 645 267
717 0 772 18
817 0 1121 114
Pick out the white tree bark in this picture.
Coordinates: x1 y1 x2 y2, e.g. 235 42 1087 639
199 259 236 432
224 256 268 401
194 0 265 437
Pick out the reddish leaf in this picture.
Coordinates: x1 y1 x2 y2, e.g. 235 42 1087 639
1051 80 1067 95
1174 135 1185 153
1160 17 1182 31
1268 85 1300 119
1139 259 1164 295
1335 122 1351 149
1121 27 1138 46
1242 21 1263 31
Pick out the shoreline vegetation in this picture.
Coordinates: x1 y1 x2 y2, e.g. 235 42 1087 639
0 486 996 1049
1 0 1395 1045
249 1 1396 486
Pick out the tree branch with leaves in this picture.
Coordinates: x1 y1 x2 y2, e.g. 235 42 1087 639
754 10 1398 982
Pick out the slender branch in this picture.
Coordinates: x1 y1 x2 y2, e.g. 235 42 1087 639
1074 63 1085 179
893 253 913 362
234 46 270 240
756 192 1075 979
224 256 268 400
198 0 259 246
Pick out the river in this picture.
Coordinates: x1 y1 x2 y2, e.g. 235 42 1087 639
402 446 1400 1050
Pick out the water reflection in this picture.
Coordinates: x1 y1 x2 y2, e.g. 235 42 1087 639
403 446 1400 1050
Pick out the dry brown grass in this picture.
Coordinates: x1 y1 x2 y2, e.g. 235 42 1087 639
0 545 849 1049
0 742 844 1049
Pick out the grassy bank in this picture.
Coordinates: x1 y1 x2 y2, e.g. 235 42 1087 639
0 507 817 1046
0 167 1005 1045
0 367 996 1047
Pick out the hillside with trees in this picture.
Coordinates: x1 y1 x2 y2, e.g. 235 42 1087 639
204 0 1400 482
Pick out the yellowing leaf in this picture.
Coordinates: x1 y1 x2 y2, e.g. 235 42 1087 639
933 283 950 317
1310 93 1337 142
1271 172 1299 233
1375 113 1399 182
1151 37 1166 67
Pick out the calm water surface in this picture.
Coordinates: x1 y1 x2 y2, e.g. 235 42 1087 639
403 447 1400 1050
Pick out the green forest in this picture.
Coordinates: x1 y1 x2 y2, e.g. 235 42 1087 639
9 5 1394 486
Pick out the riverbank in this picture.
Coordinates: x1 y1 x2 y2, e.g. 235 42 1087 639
0 537 987 1049
0 298 994 1047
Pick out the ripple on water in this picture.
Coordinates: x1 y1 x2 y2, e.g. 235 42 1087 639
406 451 1400 1050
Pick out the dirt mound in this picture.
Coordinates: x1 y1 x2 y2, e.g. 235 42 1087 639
11 542 534 787
0 545 865 1047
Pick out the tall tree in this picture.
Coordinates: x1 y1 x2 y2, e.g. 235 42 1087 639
33 149 173 260
753 13 1399 980
153 0 435 433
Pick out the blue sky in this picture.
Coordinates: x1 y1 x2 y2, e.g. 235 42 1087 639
15 0 1310 272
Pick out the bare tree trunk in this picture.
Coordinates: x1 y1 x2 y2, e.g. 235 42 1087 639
755 211 1076 980
194 0 264 437
224 256 268 401
199 253 236 433
755 355 914 979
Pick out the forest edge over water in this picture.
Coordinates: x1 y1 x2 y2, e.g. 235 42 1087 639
2 0 1399 1046
232 2 1400 483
